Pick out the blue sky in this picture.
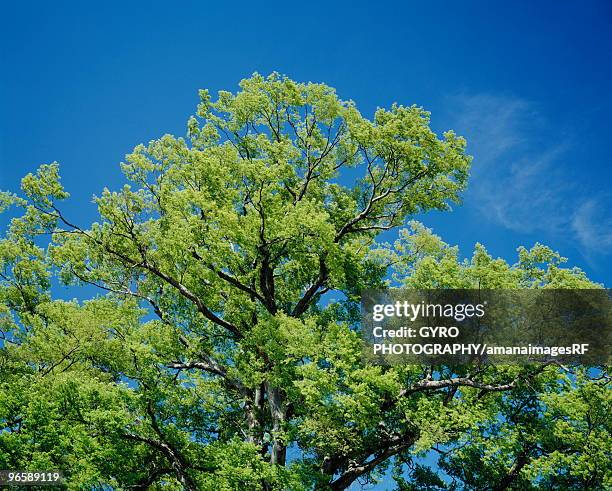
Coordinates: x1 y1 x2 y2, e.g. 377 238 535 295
1 0 611 288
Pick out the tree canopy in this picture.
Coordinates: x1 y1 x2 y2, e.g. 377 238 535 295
0 73 609 490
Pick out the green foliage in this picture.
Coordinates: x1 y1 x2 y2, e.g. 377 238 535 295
0 74 608 490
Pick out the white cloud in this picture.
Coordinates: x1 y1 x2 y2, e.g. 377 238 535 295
571 199 612 252
446 93 611 256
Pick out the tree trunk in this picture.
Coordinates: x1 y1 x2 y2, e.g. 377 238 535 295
265 381 287 466
246 384 264 447
491 450 532 491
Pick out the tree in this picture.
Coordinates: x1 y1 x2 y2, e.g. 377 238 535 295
0 73 609 490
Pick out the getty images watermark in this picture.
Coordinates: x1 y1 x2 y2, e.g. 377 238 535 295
361 289 611 365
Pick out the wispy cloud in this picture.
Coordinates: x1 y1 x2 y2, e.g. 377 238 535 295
446 93 611 256
571 199 612 252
